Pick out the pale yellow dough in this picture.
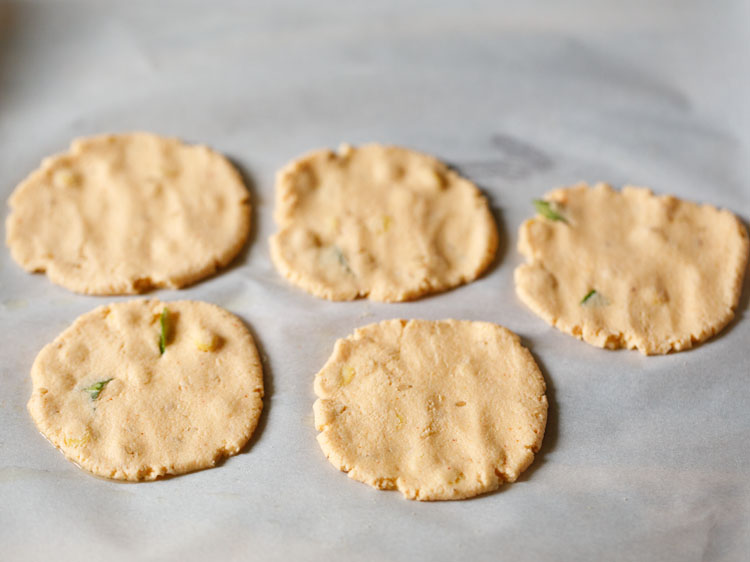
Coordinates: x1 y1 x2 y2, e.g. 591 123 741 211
313 319 548 501
515 183 749 354
27 300 264 480
6 133 250 294
270 144 498 302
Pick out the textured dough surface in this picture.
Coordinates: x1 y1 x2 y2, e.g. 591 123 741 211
6 133 250 294
313 319 547 501
270 144 498 301
27 300 264 480
515 183 749 354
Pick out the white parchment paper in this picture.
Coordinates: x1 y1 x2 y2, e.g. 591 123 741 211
1 2 748 561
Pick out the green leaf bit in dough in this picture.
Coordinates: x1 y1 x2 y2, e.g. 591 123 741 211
333 246 354 275
159 307 169 355
581 289 597 305
533 199 567 223
581 289 609 307
83 378 113 401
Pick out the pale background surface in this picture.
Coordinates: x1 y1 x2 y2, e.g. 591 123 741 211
1 2 749 561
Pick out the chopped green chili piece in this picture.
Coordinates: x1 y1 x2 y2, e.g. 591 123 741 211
533 199 567 223
159 307 169 355
581 289 597 305
83 379 113 401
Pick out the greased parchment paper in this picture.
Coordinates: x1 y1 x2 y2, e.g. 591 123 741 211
1 2 748 561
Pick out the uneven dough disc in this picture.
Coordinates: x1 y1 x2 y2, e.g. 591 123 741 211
313 319 547 501
270 144 498 302
6 133 251 294
27 300 264 480
515 183 749 354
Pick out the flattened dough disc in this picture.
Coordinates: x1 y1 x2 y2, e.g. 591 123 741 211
6 133 251 294
515 183 749 354
270 144 498 302
27 300 264 480
314 319 548 501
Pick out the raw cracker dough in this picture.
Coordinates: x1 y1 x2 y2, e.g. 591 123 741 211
6 132 250 294
27 300 264 480
270 144 498 302
313 319 548 501
515 183 749 354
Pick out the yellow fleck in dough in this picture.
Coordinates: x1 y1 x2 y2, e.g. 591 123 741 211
6 133 251 295
194 325 220 352
340 365 356 385
515 183 749 354
313 319 548 501
27 300 264 481
270 144 498 302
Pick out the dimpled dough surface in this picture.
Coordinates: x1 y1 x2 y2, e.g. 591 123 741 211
6 133 250 294
270 144 498 301
313 319 548 501
515 183 750 355
27 300 264 480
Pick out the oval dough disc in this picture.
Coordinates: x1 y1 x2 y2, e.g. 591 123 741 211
6 133 251 294
515 183 749 354
270 144 498 302
27 300 264 480
313 319 548 501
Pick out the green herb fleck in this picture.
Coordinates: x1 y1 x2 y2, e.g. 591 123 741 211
333 246 353 275
83 379 113 401
533 199 567 223
159 307 169 355
581 289 597 305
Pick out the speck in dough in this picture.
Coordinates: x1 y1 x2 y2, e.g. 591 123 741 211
515 183 749 354
270 144 498 301
313 319 548 501
6 133 251 294
27 300 264 480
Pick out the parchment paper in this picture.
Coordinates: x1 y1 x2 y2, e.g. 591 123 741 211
1 2 748 561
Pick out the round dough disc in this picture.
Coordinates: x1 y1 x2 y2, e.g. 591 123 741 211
515 183 749 354
270 144 498 302
6 133 251 294
27 300 264 480
313 319 548 501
